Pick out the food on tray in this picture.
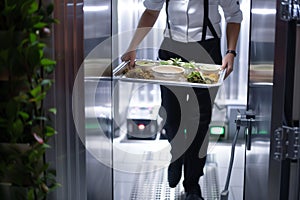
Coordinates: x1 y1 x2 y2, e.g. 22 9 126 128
181 61 196 70
125 68 154 79
198 64 221 74
186 71 219 84
152 65 184 75
204 73 220 84
152 65 184 80
122 58 222 84
159 58 182 66
135 60 158 67
187 71 206 83
159 58 197 70
159 60 174 65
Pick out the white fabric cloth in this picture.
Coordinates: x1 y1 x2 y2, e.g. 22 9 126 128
143 0 243 42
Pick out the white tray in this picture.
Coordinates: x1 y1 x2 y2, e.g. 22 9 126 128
113 61 225 89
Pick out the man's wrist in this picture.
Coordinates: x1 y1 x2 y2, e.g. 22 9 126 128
226 50 237 57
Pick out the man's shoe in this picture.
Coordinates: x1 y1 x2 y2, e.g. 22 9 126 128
185 185 203 200
185 193 204 200
167 158 183 188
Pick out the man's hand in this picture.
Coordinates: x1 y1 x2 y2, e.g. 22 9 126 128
121 50 136 68
221 53 235 79
121 9 160 69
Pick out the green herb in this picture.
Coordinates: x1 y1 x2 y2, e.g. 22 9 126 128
182 61 196 69
170 58 182 66
187 71 206 83
159 60 173 65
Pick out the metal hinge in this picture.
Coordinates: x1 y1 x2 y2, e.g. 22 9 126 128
274 126 300 160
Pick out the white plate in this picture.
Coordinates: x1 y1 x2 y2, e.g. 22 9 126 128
135 59 158 67
152 65 184 80
135 60 159 71
152 65 184 75
197 64 221 74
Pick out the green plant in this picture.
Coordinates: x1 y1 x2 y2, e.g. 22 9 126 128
0 0 60 199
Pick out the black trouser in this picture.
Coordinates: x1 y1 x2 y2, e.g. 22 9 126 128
158 37 221 192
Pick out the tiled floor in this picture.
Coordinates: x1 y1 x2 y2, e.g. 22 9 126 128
112 134 245 200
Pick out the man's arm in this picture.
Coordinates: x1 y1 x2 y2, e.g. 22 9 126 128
226 22 241 51
121 9 160 67
222 22 241 79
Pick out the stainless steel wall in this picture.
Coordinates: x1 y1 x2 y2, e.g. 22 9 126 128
83 0 113 199
268 4 300 197
245 0 276 199
48 0 86 199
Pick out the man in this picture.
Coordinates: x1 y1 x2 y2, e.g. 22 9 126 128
122 0 242 199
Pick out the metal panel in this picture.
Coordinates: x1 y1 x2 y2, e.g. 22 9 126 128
293 25 300 122
83 0 113 200
289 24 300 200
245 0 276 199
47 0 86 199
268 1 299 199
245 84 272 200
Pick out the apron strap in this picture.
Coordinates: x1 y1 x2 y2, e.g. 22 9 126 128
165 0 173 39
202 0 219 41
165 0 219 41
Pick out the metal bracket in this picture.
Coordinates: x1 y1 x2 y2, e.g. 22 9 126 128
235 110 256 150
274 126 300 160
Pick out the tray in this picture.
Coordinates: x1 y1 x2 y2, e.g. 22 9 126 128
113 61 225 88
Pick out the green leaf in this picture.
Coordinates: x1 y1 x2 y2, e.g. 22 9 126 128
41 79 53 86
28 1 39 14
15 92 30 103
39 163 50 175
53 19 60 24
41 58 56 66
48 183 62 192
27 45 41 68
38 42 46 49
35 116 48 122
33 92 46 102
42 143 51 148
34 22 47 29
45 126 57 137
44 65 55 73
48 108 57 115
30 85 41 97
159 60 173 65
27 188 35 200
3 4 16 14
29 33 37 43
19 111 30 120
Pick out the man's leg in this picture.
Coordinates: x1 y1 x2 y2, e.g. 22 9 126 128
182 88 212 197
159 85 186 188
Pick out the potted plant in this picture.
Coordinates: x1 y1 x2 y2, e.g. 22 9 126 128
0 0 60 199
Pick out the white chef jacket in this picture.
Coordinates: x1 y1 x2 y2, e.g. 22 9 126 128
144 0 243 42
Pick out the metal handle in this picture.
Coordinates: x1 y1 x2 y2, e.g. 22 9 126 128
113 61 129 76
235 110 256 151
245 120 253 151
